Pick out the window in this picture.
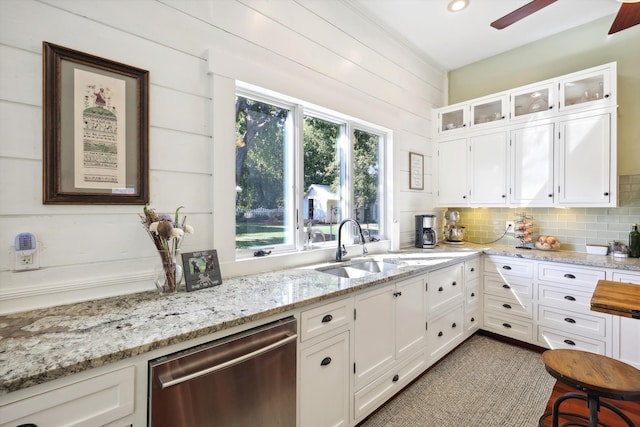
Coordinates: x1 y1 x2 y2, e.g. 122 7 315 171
235 86 387 256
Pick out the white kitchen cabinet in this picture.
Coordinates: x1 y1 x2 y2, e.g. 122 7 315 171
558 63 615 112
469 131 508 205
510 81 555 121
437 103 468 134
611 271 640 369
426 263 464 315
426 303 464 362
0 365 135 427
300 331 350 427
557 111 613 206
470 94 507 128
465 257 482 335
510 122 555 206
353 274 425 389
436 138 469 206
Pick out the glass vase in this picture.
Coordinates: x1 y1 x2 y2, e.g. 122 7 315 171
154 250 183 295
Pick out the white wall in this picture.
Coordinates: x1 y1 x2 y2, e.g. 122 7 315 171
0 0 445 313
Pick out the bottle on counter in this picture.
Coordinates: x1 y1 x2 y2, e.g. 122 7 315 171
629 224 640 258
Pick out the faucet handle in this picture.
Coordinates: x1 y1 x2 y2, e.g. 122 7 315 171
362 245 368 257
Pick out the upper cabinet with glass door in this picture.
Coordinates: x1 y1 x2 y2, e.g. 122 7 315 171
510 81 555 122
558 63 616 112
437 103 468 135
470 94 507 129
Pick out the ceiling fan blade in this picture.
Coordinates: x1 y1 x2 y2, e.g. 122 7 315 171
608 3 640 35
491 0 558 30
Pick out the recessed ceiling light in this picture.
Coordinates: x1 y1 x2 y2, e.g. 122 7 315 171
448 0 469 12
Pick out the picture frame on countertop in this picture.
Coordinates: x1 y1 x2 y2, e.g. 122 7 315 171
182 250 222 292
409 152 424 190
42 41 149 204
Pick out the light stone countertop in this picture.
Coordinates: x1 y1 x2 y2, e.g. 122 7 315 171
1 244 639 395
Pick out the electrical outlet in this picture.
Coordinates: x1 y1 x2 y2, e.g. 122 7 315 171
505 221 515 233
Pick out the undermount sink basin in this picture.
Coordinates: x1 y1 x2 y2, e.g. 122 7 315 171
318 261 398 278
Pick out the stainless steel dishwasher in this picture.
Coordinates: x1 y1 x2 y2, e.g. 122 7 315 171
148 317 297 427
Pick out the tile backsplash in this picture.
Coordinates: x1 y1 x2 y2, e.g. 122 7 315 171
454 177 640 253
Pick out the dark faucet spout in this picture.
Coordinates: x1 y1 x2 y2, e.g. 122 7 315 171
335 218 368 262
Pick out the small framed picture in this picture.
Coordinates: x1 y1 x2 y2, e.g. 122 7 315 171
181 250 222 292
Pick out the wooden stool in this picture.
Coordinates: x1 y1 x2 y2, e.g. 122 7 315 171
539 349 640 427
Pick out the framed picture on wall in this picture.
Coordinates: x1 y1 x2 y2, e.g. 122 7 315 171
409 152 424 190
181 250 222 292
42 42 150 204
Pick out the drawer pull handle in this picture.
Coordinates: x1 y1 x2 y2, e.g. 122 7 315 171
563 339 576 346
564 317 576 324
392 374 400 382
393 291 402 297
502 266 512 270
470 267 475 272
502 323 512 329
438 286 444 292
502 303 512 309
564 296 576 301
321 314 333 323
502 284 511 289
563 274 576 279
451 322 457 328
438 331 443 337
320 357 332 366
452 281 457 286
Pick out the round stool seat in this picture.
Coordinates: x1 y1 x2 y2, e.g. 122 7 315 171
540 349 640 427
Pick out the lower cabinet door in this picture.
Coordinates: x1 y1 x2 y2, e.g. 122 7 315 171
299 331 350 427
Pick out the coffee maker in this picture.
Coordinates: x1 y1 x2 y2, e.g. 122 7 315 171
415 215 438 249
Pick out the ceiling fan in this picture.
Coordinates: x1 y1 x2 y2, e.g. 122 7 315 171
490 0 640 35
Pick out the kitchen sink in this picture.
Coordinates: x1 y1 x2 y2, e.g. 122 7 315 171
318 260 398 278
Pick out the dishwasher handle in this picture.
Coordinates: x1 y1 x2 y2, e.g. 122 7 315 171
159 333 297 390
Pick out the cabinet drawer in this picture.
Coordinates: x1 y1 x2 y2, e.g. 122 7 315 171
467 280 481 306
538 262 605 290
612 271 640 284
354 349 426 421
483 312 533 342
538 305 609 338
538 284 593 312
427 263 464 314
466 307 481 333
0 365 134 427
484 256 533 278
484 294 533 319
465 257 481 282
538 326 607 355
427 304 465 360
484 273 533 299
300 297 353 342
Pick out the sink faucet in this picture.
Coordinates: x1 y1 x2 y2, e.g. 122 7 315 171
336 218 368 262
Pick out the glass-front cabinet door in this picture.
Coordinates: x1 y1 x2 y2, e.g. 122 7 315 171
438 104 468 134
510 83 555 121
559 66 613 112
470 95 507 127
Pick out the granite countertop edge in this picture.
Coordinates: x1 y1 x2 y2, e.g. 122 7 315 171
1 245 639 395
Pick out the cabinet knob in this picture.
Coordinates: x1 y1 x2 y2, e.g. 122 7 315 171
502 265 512 270
564 295 576 301
563 339 576 346
393 291 402 297
502 303 512 309
563 274 576 279
501 194 506 198
471 292 475 297
548 105 553 110
321 314 333 323
470 267 475 272
548 194 553 197
392 374 400 382
502 284 511 289
604 94 610 98
451 322 457 328
502 323 512 329
438 331 443 337
470 317 475 322
604 192 609 196
462 195 467 199
452 281 457 286
320 357 332 366
438 286 444 292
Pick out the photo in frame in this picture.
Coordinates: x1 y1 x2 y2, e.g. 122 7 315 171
409 152 424 190
181 250 223 292
43 42 149 204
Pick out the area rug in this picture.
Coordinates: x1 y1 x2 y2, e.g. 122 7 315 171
360 334 556 427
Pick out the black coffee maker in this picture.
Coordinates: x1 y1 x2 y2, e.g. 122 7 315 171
415 214 437 249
